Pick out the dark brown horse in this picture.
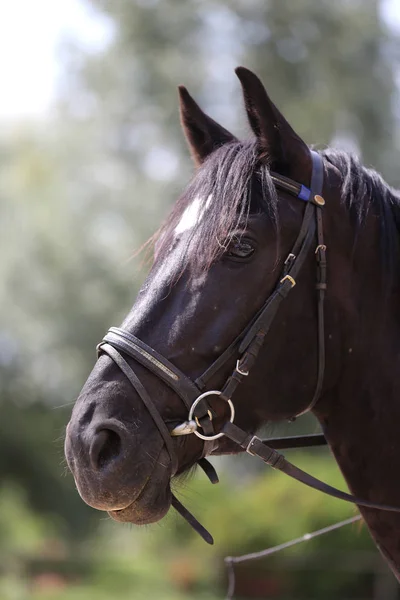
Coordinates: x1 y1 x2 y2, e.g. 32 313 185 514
65 67 400 580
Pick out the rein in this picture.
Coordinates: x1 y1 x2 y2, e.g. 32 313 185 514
97 150 400 545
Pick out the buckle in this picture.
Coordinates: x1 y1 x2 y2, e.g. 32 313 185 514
280 275 296 288
236 360 249 377
246 435 261 456
284 253 296 266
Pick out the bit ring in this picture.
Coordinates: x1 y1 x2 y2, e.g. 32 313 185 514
189 391 235 441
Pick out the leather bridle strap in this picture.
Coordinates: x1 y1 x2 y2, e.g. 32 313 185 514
101 329 200 409
264 433 326 449
195 155 322 393
223 422 400 513
171 496 214 545
99 327 215 434
218 151 325 410
305 154 327 413
100 344 178 474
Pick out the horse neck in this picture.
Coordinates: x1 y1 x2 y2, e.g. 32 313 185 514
315 374 400 579
314 186 400 579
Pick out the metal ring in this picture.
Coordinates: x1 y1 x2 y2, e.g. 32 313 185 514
189 391 235 441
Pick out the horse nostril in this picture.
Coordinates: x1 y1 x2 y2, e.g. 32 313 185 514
89 429 122 471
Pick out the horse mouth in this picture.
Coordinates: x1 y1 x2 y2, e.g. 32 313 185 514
108 449 172 525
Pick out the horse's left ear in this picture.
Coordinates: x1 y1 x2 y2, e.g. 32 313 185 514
235 67 311 179
178 85 237 166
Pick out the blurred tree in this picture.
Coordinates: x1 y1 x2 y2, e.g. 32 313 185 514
234 0 400 177
77 0 400 179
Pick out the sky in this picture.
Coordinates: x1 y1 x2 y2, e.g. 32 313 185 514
0 0 113 119
0 0 399 120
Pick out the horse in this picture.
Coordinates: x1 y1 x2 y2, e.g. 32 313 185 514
65 67 400 580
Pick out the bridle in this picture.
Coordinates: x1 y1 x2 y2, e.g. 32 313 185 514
97 150 400 545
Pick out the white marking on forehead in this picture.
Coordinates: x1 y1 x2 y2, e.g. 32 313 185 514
175 194 213 234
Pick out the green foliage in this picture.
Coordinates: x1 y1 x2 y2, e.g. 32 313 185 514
0 455 377 599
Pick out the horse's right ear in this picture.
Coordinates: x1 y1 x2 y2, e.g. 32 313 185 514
235 67 310 179
178 86 237 166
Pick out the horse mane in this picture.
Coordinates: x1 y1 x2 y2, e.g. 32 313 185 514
322 148 400 277
152 141 400 277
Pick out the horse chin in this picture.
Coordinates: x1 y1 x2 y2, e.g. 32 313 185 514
108 456 172 525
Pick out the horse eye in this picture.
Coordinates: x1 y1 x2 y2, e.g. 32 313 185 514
226 238 255 259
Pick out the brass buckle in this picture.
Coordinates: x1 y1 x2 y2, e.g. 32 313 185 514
280 275 296 288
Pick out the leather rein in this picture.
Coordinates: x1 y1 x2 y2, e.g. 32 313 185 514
97 151 400 545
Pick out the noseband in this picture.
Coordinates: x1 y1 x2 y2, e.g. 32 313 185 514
98 151 400 544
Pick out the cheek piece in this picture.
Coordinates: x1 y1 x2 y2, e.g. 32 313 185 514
98 151 400 545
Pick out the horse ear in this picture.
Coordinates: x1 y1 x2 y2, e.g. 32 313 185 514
178 85 237 166
235 67 310 178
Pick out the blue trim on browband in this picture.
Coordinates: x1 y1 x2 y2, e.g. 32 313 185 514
298 185 311 201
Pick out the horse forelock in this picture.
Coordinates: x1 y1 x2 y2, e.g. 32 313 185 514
152 140 279 273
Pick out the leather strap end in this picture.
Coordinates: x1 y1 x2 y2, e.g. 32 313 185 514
198 458 219 485
172 495 214 545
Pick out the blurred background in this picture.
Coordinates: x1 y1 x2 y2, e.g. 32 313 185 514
1 0 400 598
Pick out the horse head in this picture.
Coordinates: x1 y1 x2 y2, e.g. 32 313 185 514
64 68 346 530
